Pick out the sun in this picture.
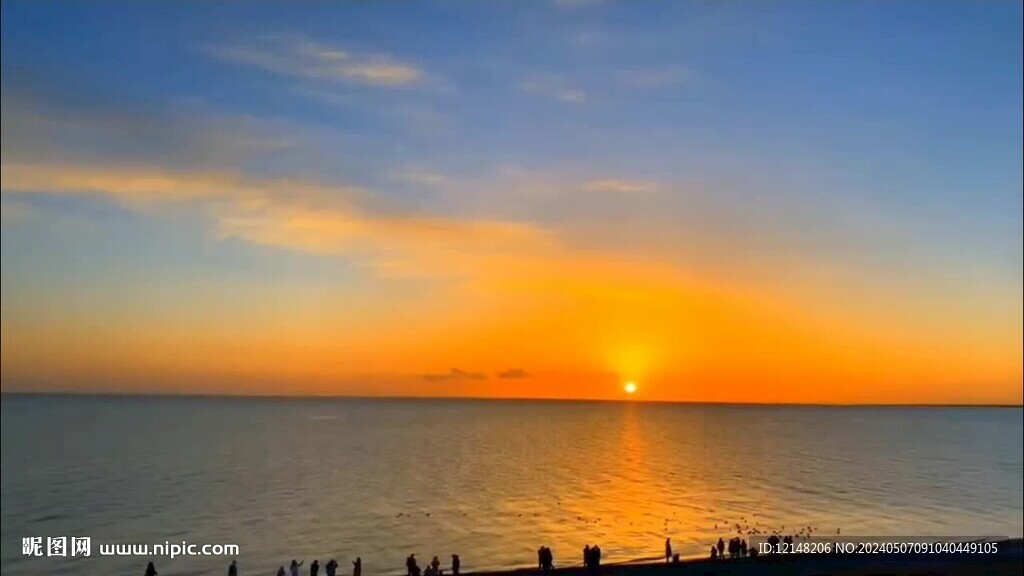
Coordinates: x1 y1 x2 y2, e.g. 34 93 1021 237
624 381 638 395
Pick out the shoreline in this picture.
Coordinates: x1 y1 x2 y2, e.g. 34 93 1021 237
3 391 1022 409
465 539 1024 576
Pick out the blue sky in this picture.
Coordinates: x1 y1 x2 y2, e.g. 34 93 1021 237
1 1 1021 401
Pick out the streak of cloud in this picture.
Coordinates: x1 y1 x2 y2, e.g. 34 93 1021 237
205 36 424 87
496 368 531 379
421 368 487 382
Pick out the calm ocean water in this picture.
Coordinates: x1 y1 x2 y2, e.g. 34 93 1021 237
1 395 1021 575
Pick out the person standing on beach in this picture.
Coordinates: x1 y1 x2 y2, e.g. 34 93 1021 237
353 557 362 576
665 539 672 563
278 567 287 576
583 545 590 568
716 538 724 559
290 559 304 576
325 559 338 576
451 554 460 576
310 559 320 576
228 559 238 576
431 556 441 574
144 562 158 576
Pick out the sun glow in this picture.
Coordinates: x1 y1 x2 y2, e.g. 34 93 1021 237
624 381 638 395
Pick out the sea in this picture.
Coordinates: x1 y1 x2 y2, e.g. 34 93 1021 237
1 395 1021 575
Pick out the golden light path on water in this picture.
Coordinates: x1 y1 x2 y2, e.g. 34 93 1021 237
505 403 766 565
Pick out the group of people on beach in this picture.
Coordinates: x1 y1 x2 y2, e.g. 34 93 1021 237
138 533 801 576
406 553 461 576
581 544 603 575
536 546 555 574
151 556 362 576
270 557 360 576
709 537 750 560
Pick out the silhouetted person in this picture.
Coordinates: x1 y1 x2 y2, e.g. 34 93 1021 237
353 557 361 576
290 560 304 576
451 554 460 576
749 547 758 559
407 555 417 576
431 556 441 574
144 562 158 576
311 560 320 576
278 567 287 576
716 538 724 559
728 538 737 559
767 535 779 551
228 560 238 576
740 540 748 557
710 547 717 560
665 538 672 563
326 559 338 576
583 545 590 568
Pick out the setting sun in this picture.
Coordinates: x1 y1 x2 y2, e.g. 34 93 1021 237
624 382 638 395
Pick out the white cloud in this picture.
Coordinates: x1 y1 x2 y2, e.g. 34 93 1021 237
205 36 424 88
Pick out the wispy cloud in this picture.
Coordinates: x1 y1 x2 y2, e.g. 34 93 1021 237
579 179 660 195
0 163 364 207
205 36 424 87
1 90 299 169
519 75 587 104
421 368 487 382
496 368 531 379
0 161 556 280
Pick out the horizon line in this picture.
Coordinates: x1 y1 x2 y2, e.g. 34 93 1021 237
1 390 1021 409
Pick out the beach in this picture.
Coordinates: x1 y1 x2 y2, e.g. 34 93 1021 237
470 539 1024 576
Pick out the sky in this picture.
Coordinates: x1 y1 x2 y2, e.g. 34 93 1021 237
1 1 1021 404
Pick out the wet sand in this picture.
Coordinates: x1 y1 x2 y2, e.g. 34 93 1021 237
468 539 1023 576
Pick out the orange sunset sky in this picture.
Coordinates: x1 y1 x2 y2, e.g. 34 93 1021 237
1 3 1022 404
